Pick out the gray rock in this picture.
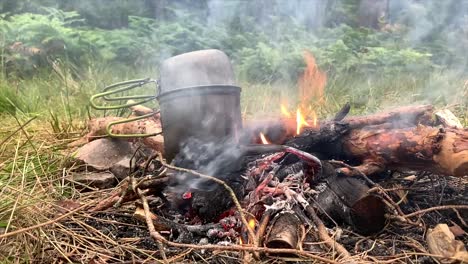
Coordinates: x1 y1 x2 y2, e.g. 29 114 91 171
74 138 136 171
109 156 135 180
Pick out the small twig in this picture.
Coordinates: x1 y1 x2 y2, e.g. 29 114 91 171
329 160 377 186
371 252 461 263
284 146 322 175
157 152 258 248
256 210 272 246
90 176 167 212
114 181 132 208
403 205 468 219
136 188 168 263
142 152 160 177
453 209 468 227
90 180 130 212
128 145 142 173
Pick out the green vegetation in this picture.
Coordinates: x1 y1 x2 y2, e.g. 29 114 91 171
0 1 466 118
0 0 467 261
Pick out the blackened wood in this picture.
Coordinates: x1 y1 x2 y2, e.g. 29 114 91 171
316 174 386 235
333 102 351 121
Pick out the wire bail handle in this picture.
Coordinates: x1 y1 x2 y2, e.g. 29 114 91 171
89 78 161 138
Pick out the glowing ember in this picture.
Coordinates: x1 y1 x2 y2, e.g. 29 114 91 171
298 50 327 106
182 191 192 199
296 109 309 135
280 104 292 117
259 132 269 144
248 218 256 229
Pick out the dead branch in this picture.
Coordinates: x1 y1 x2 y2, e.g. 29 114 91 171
403 205 468 219
90 176 168 212
136 187 168 262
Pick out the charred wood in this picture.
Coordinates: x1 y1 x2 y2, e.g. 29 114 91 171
316 174 386 235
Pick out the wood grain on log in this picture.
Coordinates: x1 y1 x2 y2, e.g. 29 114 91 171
341 126 468 177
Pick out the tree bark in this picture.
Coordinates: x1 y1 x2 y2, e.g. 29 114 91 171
340 126 468 177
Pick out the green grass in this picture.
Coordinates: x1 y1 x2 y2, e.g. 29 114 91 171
0 65 466 261
1 63 466 122
240 69 467 124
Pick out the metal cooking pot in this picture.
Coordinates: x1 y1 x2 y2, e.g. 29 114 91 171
158 49 242 161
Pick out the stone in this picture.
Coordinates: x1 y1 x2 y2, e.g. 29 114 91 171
109 156 135 180
74 138 136 171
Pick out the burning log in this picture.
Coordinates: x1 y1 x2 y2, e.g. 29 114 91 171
259 105 466 177
246 105 435 144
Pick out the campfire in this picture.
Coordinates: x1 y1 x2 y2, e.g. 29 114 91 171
63 49 467 263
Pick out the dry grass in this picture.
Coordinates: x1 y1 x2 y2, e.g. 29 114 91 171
0 117 78 261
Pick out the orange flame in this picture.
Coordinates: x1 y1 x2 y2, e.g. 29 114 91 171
298 51 327 106
248 218 256 229
280 104 292 118
311 110 317 127
259 133 269 144
296 109 309 135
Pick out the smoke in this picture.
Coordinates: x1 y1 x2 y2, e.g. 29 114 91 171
168 137 244 192
206 0 327 31
389 0 468 69
163 136 249 220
